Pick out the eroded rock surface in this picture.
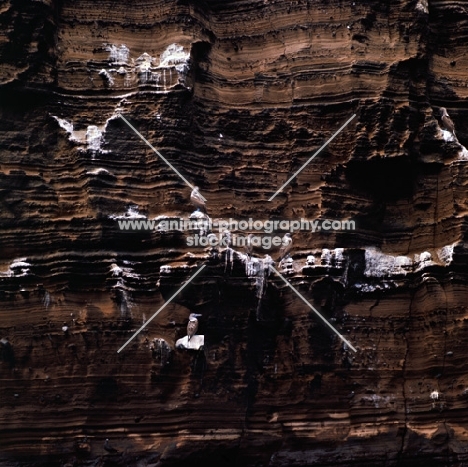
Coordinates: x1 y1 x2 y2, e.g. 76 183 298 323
1 0 468 465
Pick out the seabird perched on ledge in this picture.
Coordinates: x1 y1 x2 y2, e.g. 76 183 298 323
187 313 202 341
440 107 456 136
190 186 206 212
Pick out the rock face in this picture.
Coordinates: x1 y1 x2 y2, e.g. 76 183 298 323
1 0 468 465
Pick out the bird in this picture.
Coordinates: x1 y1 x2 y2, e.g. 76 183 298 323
278 233 292 262
440 107 456 136
104 438 118 453
190 186 206 212
187 313 202 341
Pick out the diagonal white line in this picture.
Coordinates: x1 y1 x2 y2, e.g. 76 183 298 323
118 113 207 202
117 264 206 353
268 113 356 201
269 266 357 352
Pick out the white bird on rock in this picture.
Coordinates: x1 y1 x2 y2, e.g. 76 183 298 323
190 186 206 212
187 313 202 341
440 107 456 136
